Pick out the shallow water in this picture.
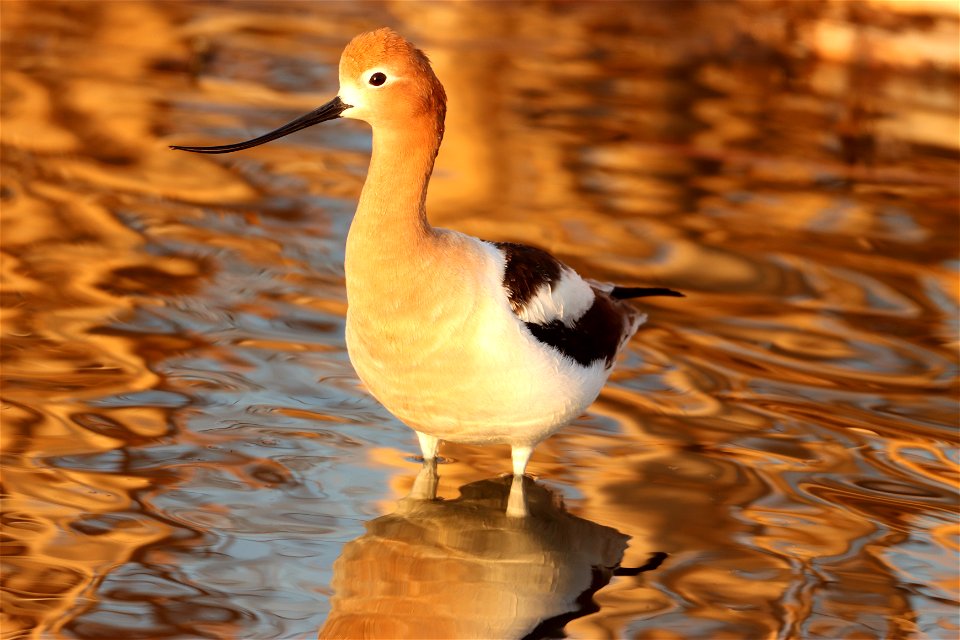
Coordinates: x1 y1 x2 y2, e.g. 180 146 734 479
2 1 958 638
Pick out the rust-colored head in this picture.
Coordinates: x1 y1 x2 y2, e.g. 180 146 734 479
338 28 446 135
170 28 446 155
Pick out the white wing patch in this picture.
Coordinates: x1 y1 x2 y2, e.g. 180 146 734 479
516 267 595 327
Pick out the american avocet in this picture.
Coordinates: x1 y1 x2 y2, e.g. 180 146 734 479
173 28 682 513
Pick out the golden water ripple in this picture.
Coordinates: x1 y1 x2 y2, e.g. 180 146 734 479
2 1 958 639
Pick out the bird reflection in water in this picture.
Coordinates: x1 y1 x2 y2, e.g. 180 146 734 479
319 465 666 639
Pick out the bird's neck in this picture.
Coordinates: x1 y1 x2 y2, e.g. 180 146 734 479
348 124 440 250
344 121 446 308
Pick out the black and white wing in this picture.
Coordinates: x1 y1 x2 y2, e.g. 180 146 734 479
492 242 681 368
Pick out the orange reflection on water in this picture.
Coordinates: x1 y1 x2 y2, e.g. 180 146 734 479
321 475 631 639
2 0 958 638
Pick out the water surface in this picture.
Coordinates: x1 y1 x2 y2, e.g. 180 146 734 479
2 1 958 638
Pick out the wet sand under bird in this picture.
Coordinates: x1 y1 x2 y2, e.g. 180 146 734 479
172 28 683 515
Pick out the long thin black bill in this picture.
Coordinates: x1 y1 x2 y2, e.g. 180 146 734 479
170 96 351 154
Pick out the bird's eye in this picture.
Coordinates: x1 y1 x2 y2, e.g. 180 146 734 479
368 72 387 86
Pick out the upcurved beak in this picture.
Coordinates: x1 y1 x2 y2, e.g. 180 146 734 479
170 96 351 154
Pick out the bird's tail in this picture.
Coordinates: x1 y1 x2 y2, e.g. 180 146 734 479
610 286 684 300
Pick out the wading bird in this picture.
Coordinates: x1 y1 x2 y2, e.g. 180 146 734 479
173 28 682 515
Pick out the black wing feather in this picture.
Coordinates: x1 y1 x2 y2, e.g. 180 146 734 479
610 286 684 299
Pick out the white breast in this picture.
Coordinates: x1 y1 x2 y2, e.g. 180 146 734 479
345 232 610 447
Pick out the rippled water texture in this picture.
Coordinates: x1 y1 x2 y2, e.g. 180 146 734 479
2 1 959 638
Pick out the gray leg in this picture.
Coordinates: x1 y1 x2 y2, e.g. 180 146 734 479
506 475 528 518
408 457 439 502
511 445 533 477
506 445 534 518
416 431 439 461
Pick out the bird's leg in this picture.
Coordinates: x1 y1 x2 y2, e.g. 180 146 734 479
506 475 528 518
409 431 440 501
409 457 439 501
506 445 533 518
511 445 533 477
416 431 439 461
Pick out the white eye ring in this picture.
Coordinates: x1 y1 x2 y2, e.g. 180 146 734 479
361 67 393 89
